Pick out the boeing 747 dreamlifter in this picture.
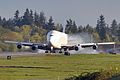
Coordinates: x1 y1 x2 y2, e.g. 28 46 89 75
5 30 115 55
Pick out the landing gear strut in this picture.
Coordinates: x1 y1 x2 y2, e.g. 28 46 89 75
50 50 56 53
59 50 62 53
64 52 70 56
45 50 49 53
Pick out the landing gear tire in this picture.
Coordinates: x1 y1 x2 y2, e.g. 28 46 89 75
59 50 62 53
51 50 56 53
53 50 56 53
45 50 48 53
64 52 70 56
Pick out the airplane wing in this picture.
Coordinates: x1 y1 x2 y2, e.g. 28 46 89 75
5 40 116 55
4 41 48 50
80 42 115 49
80 42 115 47
61 42 115 51
5 41 34 46
97 42 115 45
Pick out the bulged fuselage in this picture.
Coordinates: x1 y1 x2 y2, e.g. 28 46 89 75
47 30 68 48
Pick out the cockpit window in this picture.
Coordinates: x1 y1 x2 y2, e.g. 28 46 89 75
50 35 53 36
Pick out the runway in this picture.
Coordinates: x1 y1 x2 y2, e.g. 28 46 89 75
0 51 63 58
0 47 119 58
0 52 41 58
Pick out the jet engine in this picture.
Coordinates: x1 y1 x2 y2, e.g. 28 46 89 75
38 45 43 49
67 45 79 51
31 45 37 50
74 46 79 51
17 44 22 49
92 45 98 50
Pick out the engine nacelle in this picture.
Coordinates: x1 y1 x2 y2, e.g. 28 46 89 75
74 46 79 51
67 46 79 51
38 44 50 50
17 45 22 49
31 45 37 50
38 45 43 49
92 45 98 50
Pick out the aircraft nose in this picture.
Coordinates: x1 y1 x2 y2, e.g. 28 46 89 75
49 35 61 48
50 36 55 45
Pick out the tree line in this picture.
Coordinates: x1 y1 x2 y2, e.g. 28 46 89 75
0 8 120 51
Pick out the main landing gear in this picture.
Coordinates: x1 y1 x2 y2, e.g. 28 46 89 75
45 46 71 56
45 50 56 53
45 50 49 53
45 50 70 56
63 48 70 56
64 51 70 56
59 49 70 56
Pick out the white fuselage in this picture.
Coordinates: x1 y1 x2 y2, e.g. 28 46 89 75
47 30 68 48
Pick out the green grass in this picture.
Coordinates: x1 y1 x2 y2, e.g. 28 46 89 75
0 54 120 80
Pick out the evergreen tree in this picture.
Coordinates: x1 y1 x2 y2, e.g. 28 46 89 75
3 18 14 30
96 15 107 41
39 11 46 28
54 23 63 32
84 24 93 33
117 23 120 41
78 25 83 33
65 19 72 34
14 10 19 20
47 16 55 31
34 11 39 27
14 10 22 27
29 9 34 25
110 19 118 36
22 8 33 25
72 21 77 33
0 16 2 26
2 18 7 27
65 19 77 34
59 24 63 32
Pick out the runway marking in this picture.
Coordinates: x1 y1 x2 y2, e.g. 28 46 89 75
0 66 51 69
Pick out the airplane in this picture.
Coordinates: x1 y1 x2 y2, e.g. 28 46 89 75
5 30 115 55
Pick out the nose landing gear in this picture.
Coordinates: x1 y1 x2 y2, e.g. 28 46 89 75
45 47 71 56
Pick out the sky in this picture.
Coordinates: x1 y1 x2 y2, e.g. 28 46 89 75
0 0 120 27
